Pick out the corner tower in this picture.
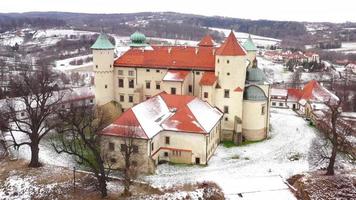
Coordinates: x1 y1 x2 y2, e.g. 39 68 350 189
214 31 248 142
243 35 258 67
91 33 115 106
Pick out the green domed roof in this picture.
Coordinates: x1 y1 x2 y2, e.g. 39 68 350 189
243 35 258 51
243 85 267 101
91 33 114 49
246 67 266 83
130 31 147 47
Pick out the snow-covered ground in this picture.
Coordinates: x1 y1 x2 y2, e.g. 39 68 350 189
326 42 356 54
55 54 93 72
143 109 328 199
209 27 281 47
258 57 333 83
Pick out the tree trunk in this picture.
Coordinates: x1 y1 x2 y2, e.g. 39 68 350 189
28 143 41 168
98 173 108 198
326 144 337 175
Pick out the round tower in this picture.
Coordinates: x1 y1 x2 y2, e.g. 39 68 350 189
242 66 270 141
91 33 115 106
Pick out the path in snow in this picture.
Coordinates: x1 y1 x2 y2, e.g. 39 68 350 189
143 109 325 199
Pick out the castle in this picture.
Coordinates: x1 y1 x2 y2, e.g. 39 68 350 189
92 31 271 170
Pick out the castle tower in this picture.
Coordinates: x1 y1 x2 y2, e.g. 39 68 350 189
214 31 248 141
242 62 270 141
243 35 258 67
91 33 115 106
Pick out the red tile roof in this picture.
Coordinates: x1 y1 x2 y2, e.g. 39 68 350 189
198 35 214 47
287 88 303 101
216 31 246 56
101 92 223 139
234 86 244 92
199 72 217 86
162 70 189 82
114 46 216 71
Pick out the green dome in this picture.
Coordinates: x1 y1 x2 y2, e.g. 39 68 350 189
130 31 147 46
246 67 266 83
91 33 114 49
243 86 267 101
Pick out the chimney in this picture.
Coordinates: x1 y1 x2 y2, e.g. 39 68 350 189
195 48 199 54
168 47 172 54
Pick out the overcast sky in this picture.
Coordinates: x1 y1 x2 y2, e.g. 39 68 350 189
1 0 355 23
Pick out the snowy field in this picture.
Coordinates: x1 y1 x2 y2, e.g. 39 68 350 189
209 27 281 47
257 57 333 84
143 109 329 199
326 42 356 54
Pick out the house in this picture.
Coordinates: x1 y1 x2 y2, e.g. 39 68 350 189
270 88 288 108
284 80 338 118
92 30 271 148
100 92 223 173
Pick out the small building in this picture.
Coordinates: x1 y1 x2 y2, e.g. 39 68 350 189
270 88 288 108
100 92 223 173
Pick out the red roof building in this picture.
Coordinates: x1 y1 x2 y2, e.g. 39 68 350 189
216 31 246 56
199 72 217 86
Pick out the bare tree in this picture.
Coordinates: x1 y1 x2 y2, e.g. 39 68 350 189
317 97 353 175
290 67 303 88
53 105 112 198
0 67 63 167
119 122 141 196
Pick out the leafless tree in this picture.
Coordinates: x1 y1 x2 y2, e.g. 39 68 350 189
290 67 303 88
52 104 112 198
0 67 63 167
119 121 142 196
317 97 353 175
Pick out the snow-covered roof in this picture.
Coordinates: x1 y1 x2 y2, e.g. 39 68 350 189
102 92 223 139
271 88 287 97
162 70 189 82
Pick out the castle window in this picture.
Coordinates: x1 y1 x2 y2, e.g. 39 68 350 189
128 79 134 88
96 65 98 68
224 106 229 114
105 84 108 89
224 89 230 98
227 60 230 64
261 105 266 115
151 142 154 151
225 117 228 121
272 102 276 106
128 95 133 103
164 152 168 157
217 59 220 63
188 85 193 93
165 136 170 145
146 81 151 89
204 92 208 98
128 70 134 76
119 95 124 102
156 69 160 73
227 72 230 76
118 79 124 88
133 145 139 153
118 70 123 75
146 69 150 72
110 64 112 68
156 82 161 90
195 71 200 75
109 142 115 151
171 87 176 95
